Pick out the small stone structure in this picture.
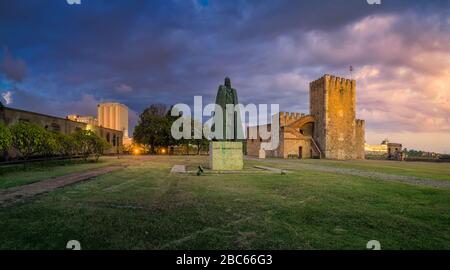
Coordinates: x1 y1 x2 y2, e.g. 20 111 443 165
209 141 243 170
258 148 266 159
364 139 404 160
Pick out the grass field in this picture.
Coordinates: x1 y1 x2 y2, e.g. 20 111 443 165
0 156 449 250
0 157 121 190
298 159 450 181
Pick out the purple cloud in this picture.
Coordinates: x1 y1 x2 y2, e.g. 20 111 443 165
1 47 27 82
0 0 449 151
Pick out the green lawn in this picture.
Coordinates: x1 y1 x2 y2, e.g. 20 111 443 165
298 159 450 181
0 157 120 189
0 156 449 250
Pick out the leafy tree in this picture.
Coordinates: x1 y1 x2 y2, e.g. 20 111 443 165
72 130 110 161
72 130 94 160
134 104 210 155
134 104 172 154
54 132 77 157
10 122 46 161
192 119 209 155
40 130 59 157
178 117 204 155
0 122 12 153
91 134 111 161
0 122 12 160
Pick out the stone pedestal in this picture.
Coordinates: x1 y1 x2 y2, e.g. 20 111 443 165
259 148 266 159
209 141 243 170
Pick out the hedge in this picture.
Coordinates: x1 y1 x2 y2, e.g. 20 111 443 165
0 122 111 162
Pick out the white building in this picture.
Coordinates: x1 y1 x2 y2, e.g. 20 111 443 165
98 102 129 138
67 114 98 126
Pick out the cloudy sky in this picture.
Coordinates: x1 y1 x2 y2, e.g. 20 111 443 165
1 0 449 152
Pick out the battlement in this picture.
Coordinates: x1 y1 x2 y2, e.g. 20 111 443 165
310 74 355 90
278 111 306 127
356 119 365 126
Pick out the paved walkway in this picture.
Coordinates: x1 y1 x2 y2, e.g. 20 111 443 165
246 157 450 188
0 165 125 207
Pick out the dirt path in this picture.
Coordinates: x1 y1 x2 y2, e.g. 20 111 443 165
0 165 125 207
246 157 450 188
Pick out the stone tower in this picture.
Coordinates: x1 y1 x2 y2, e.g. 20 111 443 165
310 74 365 160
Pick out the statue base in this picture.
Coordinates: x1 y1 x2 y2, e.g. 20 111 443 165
209 141 243 170
259 148 266 159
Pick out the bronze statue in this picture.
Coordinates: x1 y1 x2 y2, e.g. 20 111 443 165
214 77 242 140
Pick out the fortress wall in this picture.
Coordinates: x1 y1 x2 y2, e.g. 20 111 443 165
355 119 365 159
282 137 313 158
278 112 304 127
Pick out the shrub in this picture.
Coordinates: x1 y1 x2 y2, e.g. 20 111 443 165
10 122 46 161
54 132 77 157
72 130 93 160
7 123 110 162
91 134 111 161
73 130 111 161
0 122 12 153
40 130 59 157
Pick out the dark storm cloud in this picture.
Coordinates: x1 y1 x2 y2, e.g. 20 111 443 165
0 0 449 138
1 47 27 82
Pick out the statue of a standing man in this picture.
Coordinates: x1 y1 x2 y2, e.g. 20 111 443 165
213 77 242 140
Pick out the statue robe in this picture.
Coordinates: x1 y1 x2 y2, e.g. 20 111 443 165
214 85 242 140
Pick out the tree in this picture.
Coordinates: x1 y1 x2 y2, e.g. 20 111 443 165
72 130 94 160
143 103 168 117
175 116 209 155
133 104 172 154
10 122 46 161
91 134 111 161
54 132 77 157
41 130 59 157
0 122 12 159
72 130 110 161
134 104 209 155
192 119 209 155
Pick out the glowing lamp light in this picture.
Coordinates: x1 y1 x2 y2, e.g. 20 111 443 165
161 148 166 154
134 149 139 154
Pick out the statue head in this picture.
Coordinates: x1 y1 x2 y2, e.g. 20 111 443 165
224 77 231 88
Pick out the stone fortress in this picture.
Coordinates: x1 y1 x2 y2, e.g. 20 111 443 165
247 74 365 160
